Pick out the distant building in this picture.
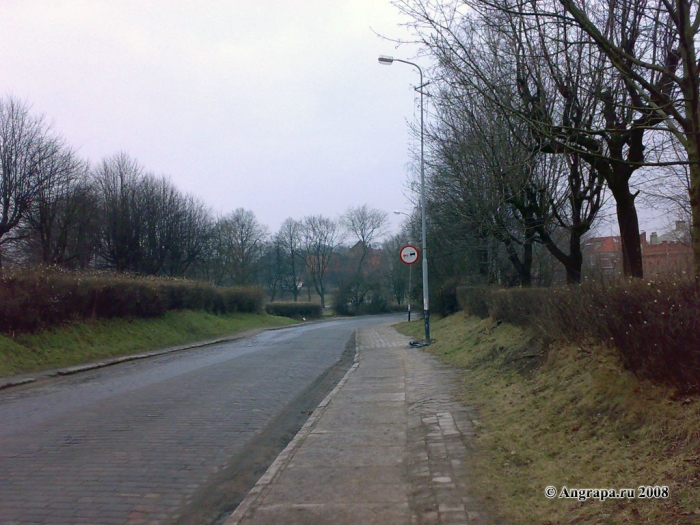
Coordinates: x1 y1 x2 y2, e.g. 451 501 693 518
642 221 692 278
582 221 692 278
582 235 623 275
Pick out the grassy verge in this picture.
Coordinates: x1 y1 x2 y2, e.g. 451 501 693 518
0 311 297 377
397 313 700 525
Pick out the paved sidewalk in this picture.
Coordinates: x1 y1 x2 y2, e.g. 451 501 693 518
225 322 486 525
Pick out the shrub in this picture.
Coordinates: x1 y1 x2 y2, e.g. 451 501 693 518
534 284 602 342
0 268 264 333
364 296 390 315
595 279 700 392
456 286 493 318
489 287 548 327
390 303 410 314
470 278 700 393
332 284 354 316
265 302 322 319
433 279 461 317
331 282 392 316
226 286 265 313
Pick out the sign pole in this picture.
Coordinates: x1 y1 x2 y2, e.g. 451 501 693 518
408 264 412 322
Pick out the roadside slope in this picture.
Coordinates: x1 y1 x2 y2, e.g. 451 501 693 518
397 313 700 524
0 311 296 377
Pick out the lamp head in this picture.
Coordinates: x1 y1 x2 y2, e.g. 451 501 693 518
378 55 394 65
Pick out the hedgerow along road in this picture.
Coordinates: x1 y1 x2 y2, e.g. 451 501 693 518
0 314 402 525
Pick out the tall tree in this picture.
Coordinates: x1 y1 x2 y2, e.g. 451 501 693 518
504 0 665 278
211 208 268 285
163 193 211 278
427 89 541 285
341 204 389 276
92 153 145 272
275 218 304 301
301 215 340 307
0 97 56 268
395 0 662 278
340 205 389 310
23 149 98 268
427 70 605 283
138 175 182 275
259 240 285 301
553 0 700 277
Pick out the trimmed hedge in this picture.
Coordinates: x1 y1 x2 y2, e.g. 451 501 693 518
456 285 493 318
265 302 322 319
0 268 264 333
458 279 700 393
489 287 550 327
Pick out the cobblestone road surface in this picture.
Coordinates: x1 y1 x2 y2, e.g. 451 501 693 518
0 316 400 525
226 323 486 525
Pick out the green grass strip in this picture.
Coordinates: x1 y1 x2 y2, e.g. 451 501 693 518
0 311 297 377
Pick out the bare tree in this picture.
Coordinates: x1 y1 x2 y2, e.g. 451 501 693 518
339 205 389 310
210 208 268 285
301 215 340 307
132 174 177 275
92 153 145 272
395 0 665 278
259 240 285 301
0 97 56 268
164 193 211 278
643 160 691 231
341 205 389 273
427 69 606 283
551 0 700 277
427 88 541 285
275 218 305 301
23 148 98 268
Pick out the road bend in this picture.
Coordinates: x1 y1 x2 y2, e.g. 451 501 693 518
0 314 402 525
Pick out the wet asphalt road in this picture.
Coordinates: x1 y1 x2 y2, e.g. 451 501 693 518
0 315 402 525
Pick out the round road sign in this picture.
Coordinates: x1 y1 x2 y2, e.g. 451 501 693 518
399 245 420 265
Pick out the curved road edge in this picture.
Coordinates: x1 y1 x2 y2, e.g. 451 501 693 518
0 322 309 391
221 328 362 525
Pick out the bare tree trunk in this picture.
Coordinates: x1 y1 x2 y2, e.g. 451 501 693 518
567 232 583 284
615 191 643 278
688 151 700 280
498 231 533 286
522 238 533 286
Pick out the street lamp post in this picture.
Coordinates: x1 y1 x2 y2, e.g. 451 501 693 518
380 55 430 343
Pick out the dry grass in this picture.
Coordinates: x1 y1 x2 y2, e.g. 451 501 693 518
397 314 700 524
457 280 700 394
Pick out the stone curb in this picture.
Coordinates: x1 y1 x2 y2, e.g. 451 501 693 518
0 323 302 392
221 331 362 525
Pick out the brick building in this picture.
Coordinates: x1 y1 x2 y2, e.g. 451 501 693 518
642 222 693 277
582 235 623 275
582 221 692 278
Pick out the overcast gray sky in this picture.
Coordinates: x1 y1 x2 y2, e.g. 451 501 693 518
0 1 423 235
